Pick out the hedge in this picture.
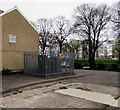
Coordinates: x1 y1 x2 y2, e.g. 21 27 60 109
74 59 119 71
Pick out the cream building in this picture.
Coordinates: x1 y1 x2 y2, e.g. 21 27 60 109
0 7 39 72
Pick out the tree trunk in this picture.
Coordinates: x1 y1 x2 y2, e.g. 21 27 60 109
89 56 95 69
59 42 62 53
88 34 95 69
42 43 46 53
89 51 95 69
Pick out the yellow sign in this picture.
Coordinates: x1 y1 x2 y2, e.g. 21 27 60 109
31 54 35 59
59 54 63 59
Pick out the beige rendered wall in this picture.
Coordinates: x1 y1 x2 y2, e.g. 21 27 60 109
2 9 39 70
0 17 2 71
2 51 23 70
0 51 2 71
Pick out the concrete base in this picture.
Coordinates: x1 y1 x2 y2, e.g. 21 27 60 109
55 88 119 107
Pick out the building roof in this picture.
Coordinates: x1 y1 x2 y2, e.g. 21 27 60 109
0 6 39 33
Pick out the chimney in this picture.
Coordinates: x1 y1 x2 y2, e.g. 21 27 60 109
0 10 4 14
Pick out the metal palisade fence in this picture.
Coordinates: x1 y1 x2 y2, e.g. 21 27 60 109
24 51 74 77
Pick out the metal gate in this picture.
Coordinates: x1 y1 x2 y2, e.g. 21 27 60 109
24 52 74 77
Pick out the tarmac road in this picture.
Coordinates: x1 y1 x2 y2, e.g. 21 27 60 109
2 69 119 93
1 69 120 109
68 69 119 87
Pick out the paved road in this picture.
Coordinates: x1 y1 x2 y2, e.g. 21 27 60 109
2 69 119 109
2 69 119 92
72 69 119 87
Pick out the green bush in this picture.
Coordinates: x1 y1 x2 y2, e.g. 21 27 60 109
95 59 118 65
96 64 105 70
74 60 83 69
95 59 119 71
74 59 119 71
74 60 89 66
111 64 118 71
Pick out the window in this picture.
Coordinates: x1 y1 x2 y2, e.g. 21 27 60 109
9 34 16 43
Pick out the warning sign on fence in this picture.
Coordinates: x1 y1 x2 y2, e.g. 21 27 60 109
59 54 63 59
31 54 35 59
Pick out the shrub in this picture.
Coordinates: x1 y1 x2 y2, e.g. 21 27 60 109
74 59 119 71
74 60 84 69
74 60 89 66
105 64 112 70
96 64 105 70
95 59 119 71
74 63 83 69
111 64 118 71
95 59 118 65
2 68 12 73
74 63 79 69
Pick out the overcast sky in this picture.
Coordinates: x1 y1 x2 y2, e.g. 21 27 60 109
0 0 119 22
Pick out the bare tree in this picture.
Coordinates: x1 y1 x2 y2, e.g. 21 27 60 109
81 40 89 60
112 1 120 63
73 4 111 68
63 40 81 59
52 16 72 53
47 36 58 52
36 18 53 53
